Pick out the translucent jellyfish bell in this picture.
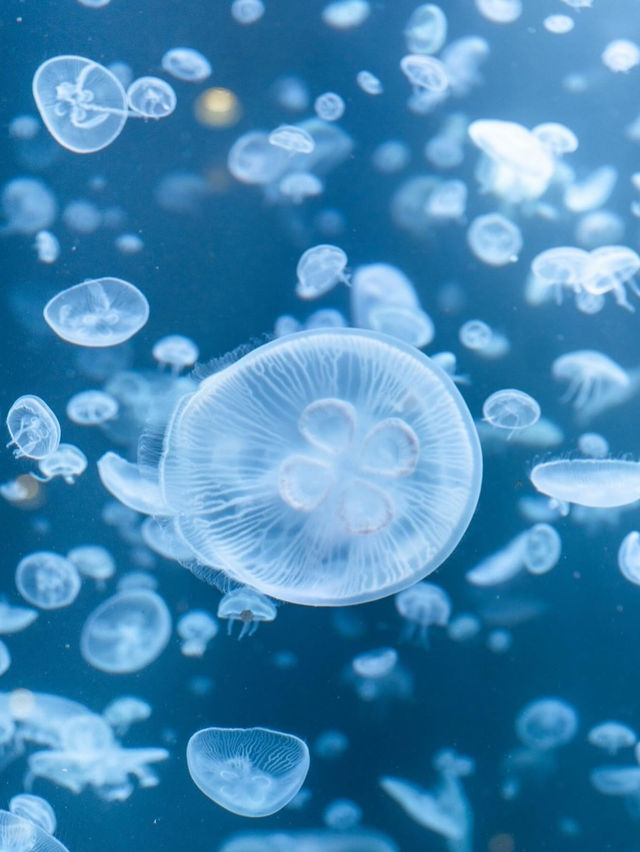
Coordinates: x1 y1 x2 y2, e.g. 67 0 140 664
6 394 60 460
186 726 310 817
8 793 56 835
295 244 349 300
482 389 541 433
80 589 171 673
530 459 640 509
66 389 119 425
515 697 578 750
15 551 82 610
33 55 129 154
37 443 88 484
177 610 218 656
268 125 315 155
126 77 177 119
588 721 637 756
395 582 451 646
152 334 199 373
404 4 447 55
44 277 149 347
0 810 69 851
467 213 522 266
217 587 277 638
158 329 481 605
161 48 212 83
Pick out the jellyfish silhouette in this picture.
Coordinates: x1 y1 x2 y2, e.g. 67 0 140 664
158 329 481 605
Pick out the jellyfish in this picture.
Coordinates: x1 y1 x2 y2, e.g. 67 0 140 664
33 230 60 264
0 810 69 851
126 77 177 119
231 0 265 25
475 0 522 24
551 350 632 421
465 531 528 586
404 4 447 54
588 722 637 756
323 798 362 830
295 244 349 300
321 0 370 30
80 589 171 673
36 443 87 484
186 726 310 817
314 93 345 122
97 451 169 515
531 459 640 508
602 39 640 73
356 70 383 95
161 48 212 83
515 697 579 750
0 643 11 677
217 588 277 639
0 601 38 634
66 389 119 425
394 582 451 646
15 551 81 610
102 696 151 736
522 523 562 575
32 55 129 153
467 213 522 266
177 610 219 656
156 329 481 605
1 177 57 234
618 531 640 585
6 395 60 460
152 335 199 373
458 319 509 358
400 55 449 93
67 545 115 583
482 389 541 433
8 794 56 835
351 648 398 679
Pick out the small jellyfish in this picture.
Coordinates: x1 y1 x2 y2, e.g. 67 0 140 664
602 40 640 73
103 695 151 735
522 523 562 575
217 587 277 639
552 350 630 421
152 334 199 373
186 726 310 817
618 531 640 586
231 0 265 25
34 230 60 264
9 794 56 834
482 389 541 433
228 131 290 185
475 0 522 24
81 589 171 673
295 244 349 300
6 394 61 460
588 721 637 756
66 389 119 425
32 55 129 154
126 77 177 119
0 641 11 676
15 551 82 610
543 14 574 34
97 451 168 515
0 600 38 634
352 647 398 679
467 213 522 266
313 730 349 759
177 610 218 656
314 92 345 122
115 233 144 255
67 545 116 583
278 171 323 204
395 582 451 646
37 443 87 484
459 319 509 358
2 177 57 235
0 810 69 851
578 432 609 458
515 698 579 750
400 55 449 93
530 459 640 509
161 48 212 83
268 125 315 155
44 277 149 347
532 122 578 156
404 4 447 54
323 798 362 830
356 70 383 95
321 0 370 30
62 199 102 234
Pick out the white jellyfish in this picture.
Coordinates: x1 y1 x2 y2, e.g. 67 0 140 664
217 588 277 639
177 610 218 656
295 245 349 300
530 459 640 509
6 395 61 460
467 213 522 266
394 582 451 646
37 443 87 484
161 48 212 83
15 551 81 610
126 77 177 119
66 390 119 425
186 726 310 817
515 698 578 750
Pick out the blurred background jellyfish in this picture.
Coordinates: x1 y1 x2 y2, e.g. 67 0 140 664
394 582 451 647
186 726 310 817
515 697 579 751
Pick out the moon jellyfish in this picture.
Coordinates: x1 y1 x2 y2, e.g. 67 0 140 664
0 810 69 851
161 48 212 83
400 55 449 93
186 726 310 817
552 350 631 421
217 588 277 638
356 70 383 95
465 532 527 586
228 131 290 185
459 319 509 358
157 329 481 605
15 552 81 610
1 177 57 235
618 531 640 585
352 647 397 679
602 40 640 73
66 389 118 425
44 277 149 347
231 0 265 25
33 55 128 153
482 389 541 433
0 601 38 634
314 92 345 122
404 4 447 55
475 0 522 24
296 244 349 300
37 443 87 484
531 459 640 508
103 695 151 735
34 230 60 264
515 698 578 750
467 213 522 266
321 0 370 30
578 432 609 458
80 589 171 673
543 14 574 34
323 798 362 830
97 452 168 515
67 545 116 583
6 395 60 460
152 335 199 373
126 77 176 119
591 767 640 797
9 794 56 834
395 582 451 646
268 125 315 155
522 523 562 575
588 722 637 756
0 641 10 676
177 610 218 656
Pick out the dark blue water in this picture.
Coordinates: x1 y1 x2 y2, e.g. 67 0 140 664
3 0 640 849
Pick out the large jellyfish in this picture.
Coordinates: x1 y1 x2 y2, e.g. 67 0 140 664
156 329 482 605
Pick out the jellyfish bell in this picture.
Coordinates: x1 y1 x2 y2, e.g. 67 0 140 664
33 55 129 154
157 329 481 605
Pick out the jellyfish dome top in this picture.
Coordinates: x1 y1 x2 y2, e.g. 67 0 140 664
0 808 69 851
158 328 482 605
